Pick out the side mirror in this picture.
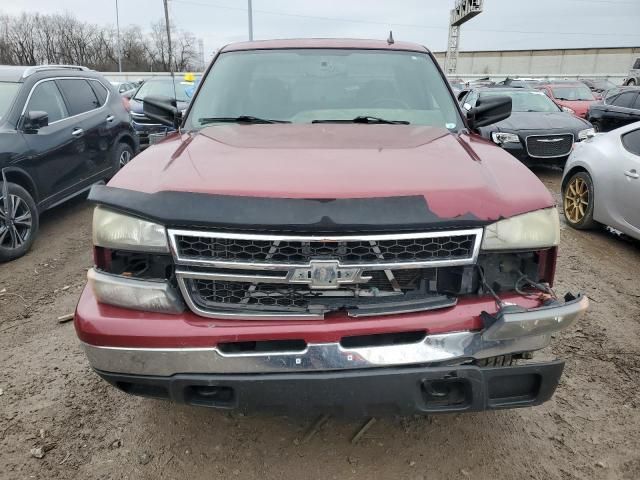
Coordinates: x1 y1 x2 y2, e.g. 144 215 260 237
467 95 512 129
143 95 182 128
23 111 49 132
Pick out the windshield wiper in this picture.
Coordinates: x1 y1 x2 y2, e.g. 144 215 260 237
199 116 291 125
312 116 410 125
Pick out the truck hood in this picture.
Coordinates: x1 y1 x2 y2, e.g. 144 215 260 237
108 124 554 222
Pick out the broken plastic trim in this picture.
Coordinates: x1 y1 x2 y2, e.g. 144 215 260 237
481 293 588 341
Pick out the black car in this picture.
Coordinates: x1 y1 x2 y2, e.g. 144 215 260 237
0 65 138 261
587 86 640 132
459 87 594 165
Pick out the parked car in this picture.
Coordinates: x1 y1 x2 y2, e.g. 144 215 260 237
0 65 138 261
624 57 640 86
447 76 466 94
459 87 594 165
75 39 587 416
579 78 617 100
110 81 137 97
495 77 542 89
562 121 640 239
128 75 195 149
587 86 640 132
536 82 597 119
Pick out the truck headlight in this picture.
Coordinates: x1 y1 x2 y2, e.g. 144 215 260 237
491 132 520 144
578 128 595 140
482 208 560 251
88 268 183 314
93 206 169 253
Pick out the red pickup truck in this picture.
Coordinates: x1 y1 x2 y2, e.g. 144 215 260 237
75 39 588 415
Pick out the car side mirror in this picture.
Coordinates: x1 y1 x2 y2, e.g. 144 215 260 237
143 95 182 128
466 95 512 129
23 111 49 132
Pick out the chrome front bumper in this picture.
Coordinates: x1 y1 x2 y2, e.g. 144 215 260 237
83 294 588 377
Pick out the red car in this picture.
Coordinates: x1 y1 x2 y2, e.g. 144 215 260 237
75 39 588 415
537 82 597 119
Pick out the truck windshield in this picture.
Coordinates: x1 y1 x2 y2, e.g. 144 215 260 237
0 82 20 120
186 49 461 129
480 90 561 113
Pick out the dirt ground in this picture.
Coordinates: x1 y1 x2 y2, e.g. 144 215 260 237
1 168 639 480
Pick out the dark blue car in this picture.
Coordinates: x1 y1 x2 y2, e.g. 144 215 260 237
129 76 198 149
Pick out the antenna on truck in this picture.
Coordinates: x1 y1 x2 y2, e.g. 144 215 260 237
387 30 395 45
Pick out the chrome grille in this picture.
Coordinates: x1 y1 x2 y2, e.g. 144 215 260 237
526 134 573 158
169 229 483 319
130 112 162 125
173 231 478 266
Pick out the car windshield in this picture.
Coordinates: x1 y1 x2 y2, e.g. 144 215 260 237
551 85 595 101
0 82 20 120
480 90 561 113
133 78 193 102
186 49 462 129
589 79 616 91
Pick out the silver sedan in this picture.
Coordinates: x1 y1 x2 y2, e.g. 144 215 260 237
562 121 640 239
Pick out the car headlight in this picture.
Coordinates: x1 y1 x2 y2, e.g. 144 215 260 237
578 128 595 140
561 106 575 114
92 206 169 252
482 208 560 251
491 132 520 144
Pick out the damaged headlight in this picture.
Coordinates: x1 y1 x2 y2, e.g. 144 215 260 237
482 208 560 251
92 206 169 253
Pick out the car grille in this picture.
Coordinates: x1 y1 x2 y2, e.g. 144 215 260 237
526 134 573 158
169 229 483 319
130 112 161 125
174 233 477 265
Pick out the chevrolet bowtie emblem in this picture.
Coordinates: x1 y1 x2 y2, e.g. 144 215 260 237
289 260 370 289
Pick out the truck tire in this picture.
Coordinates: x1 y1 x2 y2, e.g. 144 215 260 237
0 182 39 262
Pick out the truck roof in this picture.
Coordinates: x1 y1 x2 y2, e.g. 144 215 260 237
220 38 429 53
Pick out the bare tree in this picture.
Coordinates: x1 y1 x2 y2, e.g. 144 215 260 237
0 11 199 71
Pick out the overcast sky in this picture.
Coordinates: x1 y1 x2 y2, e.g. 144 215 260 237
3 0 639 59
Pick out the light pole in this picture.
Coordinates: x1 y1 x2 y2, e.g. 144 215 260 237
163 0 176 99
115 0 122 72
248 0 253 41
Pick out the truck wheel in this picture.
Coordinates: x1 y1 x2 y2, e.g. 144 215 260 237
591 120 602 132
0 182 39 262
563 171 596 230
113 142 134 172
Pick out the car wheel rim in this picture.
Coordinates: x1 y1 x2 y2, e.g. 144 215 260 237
0 194 33 250
564 177 589 224
119 150 132 167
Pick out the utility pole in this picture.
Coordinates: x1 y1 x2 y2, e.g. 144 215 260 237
248 0 253 41
163 0 176 100
163 0 174 73
115 0 122 72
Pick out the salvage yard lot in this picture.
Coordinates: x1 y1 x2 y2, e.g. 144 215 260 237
0 169 639 480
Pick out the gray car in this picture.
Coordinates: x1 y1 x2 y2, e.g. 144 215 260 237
562 121 640 239
625 57 640 86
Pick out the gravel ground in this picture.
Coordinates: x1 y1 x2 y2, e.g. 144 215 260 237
1 168 639 480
